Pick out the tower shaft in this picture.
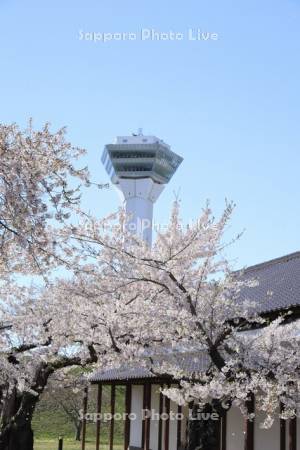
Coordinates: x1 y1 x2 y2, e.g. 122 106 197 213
118 178 164 244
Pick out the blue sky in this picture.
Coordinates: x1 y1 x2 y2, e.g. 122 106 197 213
1 0 300 268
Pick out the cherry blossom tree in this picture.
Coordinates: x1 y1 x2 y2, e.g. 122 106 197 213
1 123 299 450
0 121 94 450
0 121 137 450
0 285 98 450
66 201 300 450
0 121 89 279
0 262 142 450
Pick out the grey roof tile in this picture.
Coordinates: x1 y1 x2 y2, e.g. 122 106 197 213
237 251 300 314
90 366 154 382
89 352 210 382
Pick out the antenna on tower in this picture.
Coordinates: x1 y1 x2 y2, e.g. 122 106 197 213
132 128 143 137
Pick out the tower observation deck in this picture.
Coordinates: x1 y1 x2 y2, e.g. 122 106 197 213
102 132 183 244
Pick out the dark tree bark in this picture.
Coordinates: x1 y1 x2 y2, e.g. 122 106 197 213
0 363 54 450
187 400 228 450
74 421 82 441
5 422 33 450
0 389 37 450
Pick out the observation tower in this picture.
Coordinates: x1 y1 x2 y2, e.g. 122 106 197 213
102 130 183 244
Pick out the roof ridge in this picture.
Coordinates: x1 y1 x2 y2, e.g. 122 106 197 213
243 251 300 274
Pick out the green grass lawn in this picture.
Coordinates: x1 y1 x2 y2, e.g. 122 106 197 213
33 385 125 450
35 440 123 450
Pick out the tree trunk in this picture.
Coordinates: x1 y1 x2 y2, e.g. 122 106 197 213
0 351 97 450
0 363 54 450
4 423 33 450
0 389 36 450
75 421 82 441
187 400 227 450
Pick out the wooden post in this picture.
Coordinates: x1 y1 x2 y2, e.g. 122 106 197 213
158 386 164 450
164 393 170 450
81 387 88 450
280 403 286 450
216 412 221 450
221 412 227 450
244 393 254 450
58 437 63 450
145 384 152 450
95 384 102 450
142 384 147 449
289 417 297 450
109 384 116 450
124 384 132 450
186 401 194 450
176 404 182 450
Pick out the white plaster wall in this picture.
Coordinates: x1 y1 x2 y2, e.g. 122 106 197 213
254 409 280 450
180 405 189 447
169 399 178 450
148 384 183 450
149 385 160 450
227 405 300 450
226 406 245 450
130 385 144 448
